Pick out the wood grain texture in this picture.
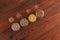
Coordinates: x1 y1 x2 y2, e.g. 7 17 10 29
0 0 60 40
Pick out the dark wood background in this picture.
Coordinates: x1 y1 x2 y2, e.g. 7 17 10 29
0 0 60 40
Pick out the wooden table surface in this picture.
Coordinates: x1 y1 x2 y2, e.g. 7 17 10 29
0 0 60 40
